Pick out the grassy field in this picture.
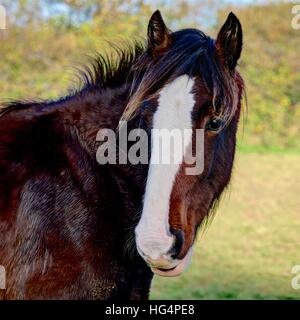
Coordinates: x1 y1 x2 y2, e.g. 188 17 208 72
150 152 300 300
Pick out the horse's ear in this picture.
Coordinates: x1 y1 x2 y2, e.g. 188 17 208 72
215 12 243 71
147 10 172 55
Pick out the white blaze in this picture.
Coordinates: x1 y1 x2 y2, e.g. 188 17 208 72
135 75 195 260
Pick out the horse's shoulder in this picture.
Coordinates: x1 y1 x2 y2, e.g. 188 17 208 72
0 101 98 186
0 104 78 193
0 105 63 160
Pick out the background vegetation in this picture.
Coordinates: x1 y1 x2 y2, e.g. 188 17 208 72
152 153 300 299
0 0 299 150
0 0 299 299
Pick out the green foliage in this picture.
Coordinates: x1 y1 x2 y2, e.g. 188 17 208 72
0 1 298 149
217 3 300 149
0 0 152 100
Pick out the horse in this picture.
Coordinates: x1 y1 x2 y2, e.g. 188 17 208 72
0 10 244 300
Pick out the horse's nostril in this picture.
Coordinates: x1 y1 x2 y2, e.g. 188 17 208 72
169 229 184 259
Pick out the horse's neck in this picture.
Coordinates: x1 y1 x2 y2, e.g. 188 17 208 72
63 85 147 210
63 85 131 153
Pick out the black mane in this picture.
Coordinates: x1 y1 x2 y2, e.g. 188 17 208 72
77 40 145 91
1 29 243 125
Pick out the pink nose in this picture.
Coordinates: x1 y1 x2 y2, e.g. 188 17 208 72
136 229 184 264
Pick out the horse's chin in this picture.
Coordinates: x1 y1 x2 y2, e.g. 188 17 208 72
151 249 192 277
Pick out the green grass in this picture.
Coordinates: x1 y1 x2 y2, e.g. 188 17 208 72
236 145 300 155
150 152 300 300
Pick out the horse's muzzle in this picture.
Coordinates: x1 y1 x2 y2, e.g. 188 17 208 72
146 249 193 277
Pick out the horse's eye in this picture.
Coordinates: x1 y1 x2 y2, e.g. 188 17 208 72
206 118 223 132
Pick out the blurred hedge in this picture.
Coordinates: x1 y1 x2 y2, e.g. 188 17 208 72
225 3 300 149
0 1 299 149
